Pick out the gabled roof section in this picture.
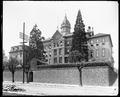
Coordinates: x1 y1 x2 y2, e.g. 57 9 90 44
52 30 63 41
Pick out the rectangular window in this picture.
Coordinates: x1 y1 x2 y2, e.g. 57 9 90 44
49 51 51 57
67 41 69 45
45 53 48 57
96 49 99 57
54 49 57 56
54 43 56 47
91 43 93 46
59 57 62 63
90 50 93 58
49 59 51 64
65 48 69 54
102 38 105 45
91 40 93 44
60 41 63 46
54 57 57 64
59 48 62 55
65 57 68 63
66 41 70 46
96 39 99 43
57 42 59 47
96 44 99 46
103 38 105 43
102 48 105 57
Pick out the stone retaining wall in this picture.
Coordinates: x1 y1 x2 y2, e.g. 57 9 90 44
33 67 80 85
3 64 117 86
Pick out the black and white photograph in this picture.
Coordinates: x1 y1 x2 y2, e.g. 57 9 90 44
2 1 118 96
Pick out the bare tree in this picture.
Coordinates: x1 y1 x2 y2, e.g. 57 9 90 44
8 57 19 83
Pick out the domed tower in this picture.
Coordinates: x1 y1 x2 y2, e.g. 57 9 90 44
61 14 71 35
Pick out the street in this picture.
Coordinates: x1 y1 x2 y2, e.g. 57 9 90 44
3 80 118 96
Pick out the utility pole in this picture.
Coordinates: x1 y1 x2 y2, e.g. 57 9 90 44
19 22 28 83
23 22 25 83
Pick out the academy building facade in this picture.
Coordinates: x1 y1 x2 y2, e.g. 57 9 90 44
43 10 114 65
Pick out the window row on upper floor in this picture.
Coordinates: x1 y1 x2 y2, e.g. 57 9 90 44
44 40 63 50
11 46 23 52
44 40 72 50
45 47 70 57
88 37 107 47
88 37 108 45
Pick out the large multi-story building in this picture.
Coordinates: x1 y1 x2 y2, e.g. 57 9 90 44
43 11 114 65
43 15 73 65
86 28 114 63
9 10 114 66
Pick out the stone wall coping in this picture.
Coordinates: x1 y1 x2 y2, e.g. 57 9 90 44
36 61 112 69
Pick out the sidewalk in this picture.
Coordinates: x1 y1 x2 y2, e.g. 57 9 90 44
3 81 118 96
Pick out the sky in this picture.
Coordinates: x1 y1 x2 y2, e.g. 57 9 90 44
3 1 118 69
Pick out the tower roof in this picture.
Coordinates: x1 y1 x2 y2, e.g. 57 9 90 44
61 14 71 28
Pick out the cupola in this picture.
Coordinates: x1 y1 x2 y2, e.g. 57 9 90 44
61 14 71 35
